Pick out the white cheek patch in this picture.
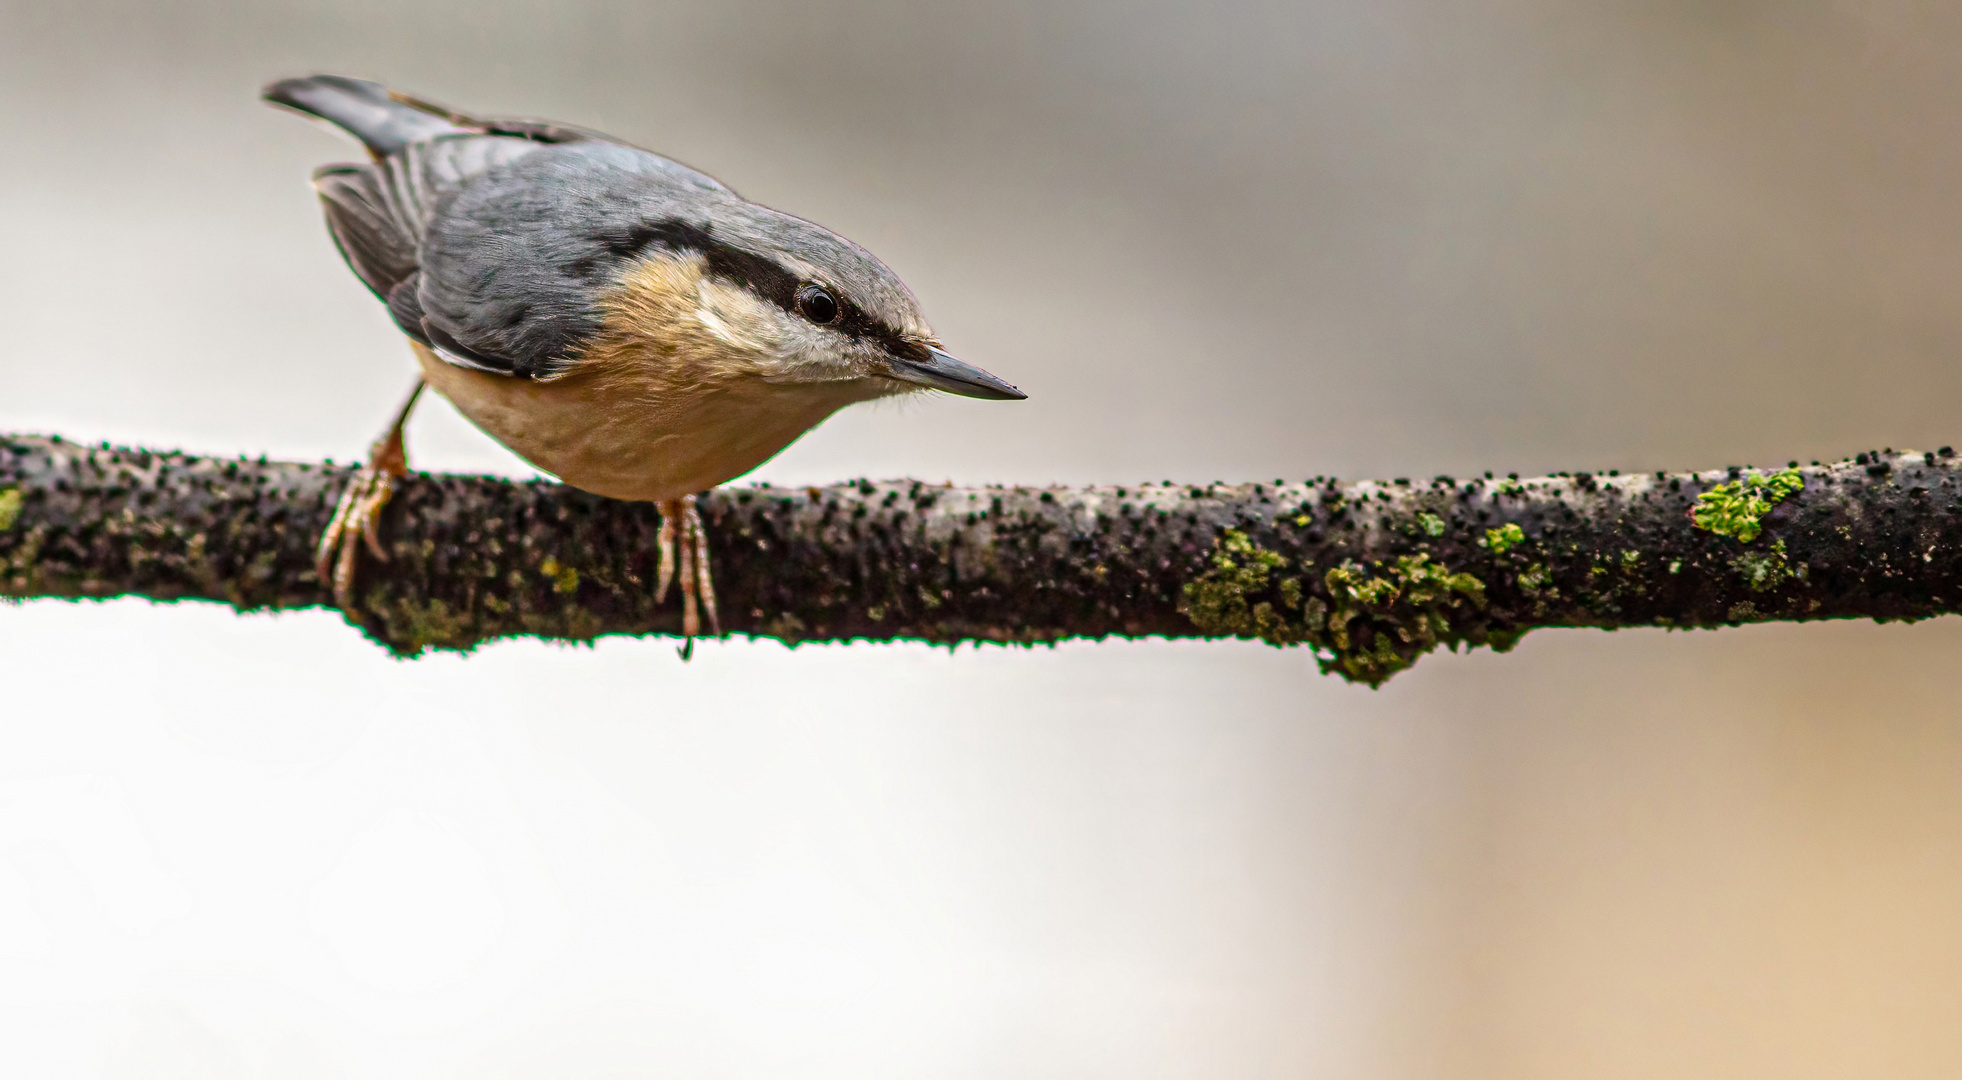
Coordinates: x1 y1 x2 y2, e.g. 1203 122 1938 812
693 277 781 353
773 323 866 384
693 302 742 346
691 274 867 383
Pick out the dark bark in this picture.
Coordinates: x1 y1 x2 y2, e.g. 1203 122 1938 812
2 434 1959 684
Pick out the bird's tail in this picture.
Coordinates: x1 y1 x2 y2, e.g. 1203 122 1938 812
263 75 465 158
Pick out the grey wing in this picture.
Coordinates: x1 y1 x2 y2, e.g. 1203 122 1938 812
413 142 741 380
287 77 737 379
309 133 551 366
312 163 419 300
315 134 732 381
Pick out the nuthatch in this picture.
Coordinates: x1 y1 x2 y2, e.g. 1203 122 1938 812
265 75 1024 639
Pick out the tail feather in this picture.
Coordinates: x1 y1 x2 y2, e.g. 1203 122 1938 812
263 75 462 157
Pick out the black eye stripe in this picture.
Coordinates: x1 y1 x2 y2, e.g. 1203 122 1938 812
590 217 925 359
591 219 799 310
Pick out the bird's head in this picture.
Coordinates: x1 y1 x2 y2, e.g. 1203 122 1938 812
589 208 1024 404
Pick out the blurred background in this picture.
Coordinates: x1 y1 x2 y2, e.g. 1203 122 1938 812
5 1 1962 1076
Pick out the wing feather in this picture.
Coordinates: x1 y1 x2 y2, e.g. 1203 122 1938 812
311 165 418 299
281 78 737 382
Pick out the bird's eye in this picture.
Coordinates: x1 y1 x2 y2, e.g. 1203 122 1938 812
797 284 839 324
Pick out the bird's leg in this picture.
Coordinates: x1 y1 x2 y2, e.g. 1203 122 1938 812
655 494 720 652
691 504 719 636
316 380 425 611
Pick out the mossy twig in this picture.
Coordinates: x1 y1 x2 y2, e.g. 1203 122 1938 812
3 435 1960 684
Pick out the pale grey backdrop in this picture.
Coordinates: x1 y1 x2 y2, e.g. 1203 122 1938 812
5 2 1962 1077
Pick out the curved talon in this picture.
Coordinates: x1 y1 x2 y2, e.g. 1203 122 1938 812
331 495 363 608
315 475 363 584
316 381 423 613
358 471 395 561
656 494 719 651
656 510 678 604
692 510 720 636
317 463 398 610
678 511 698 638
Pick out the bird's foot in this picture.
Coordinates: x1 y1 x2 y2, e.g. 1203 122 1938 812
656 494 720 656
316 385 422 612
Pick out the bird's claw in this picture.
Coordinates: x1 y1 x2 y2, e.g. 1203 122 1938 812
656 494 719 652
316 408 414 612
316 460 400 611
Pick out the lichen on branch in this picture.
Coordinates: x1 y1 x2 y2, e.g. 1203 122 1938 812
1181 532 1500 685
2 434 1961 684
1690 468 1804 542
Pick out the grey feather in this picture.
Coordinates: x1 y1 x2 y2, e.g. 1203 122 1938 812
272 76 930 381
415 142 740 378
264 75 461 158
311 166 418 298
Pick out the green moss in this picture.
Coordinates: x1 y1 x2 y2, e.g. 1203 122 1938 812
1 519 45 594
1731 539 1798 593
1517 563 1551 592
370 594 477 655
0 488 19 532
1417 512 1446 537
762 611 808 638
1327 564 1398 607
1322 555 1488 685
1180 529 1307 646
1690 469 1803 543
1483 627 1526 653
1182 529 1497 686
1480 523 1525 553
538 555 580 595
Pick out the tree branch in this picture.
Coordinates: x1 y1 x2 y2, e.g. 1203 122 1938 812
2 433 1958 684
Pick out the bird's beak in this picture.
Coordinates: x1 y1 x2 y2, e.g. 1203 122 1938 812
888 346 1027 400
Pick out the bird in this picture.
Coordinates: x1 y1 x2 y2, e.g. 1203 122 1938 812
264 75 1024 643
